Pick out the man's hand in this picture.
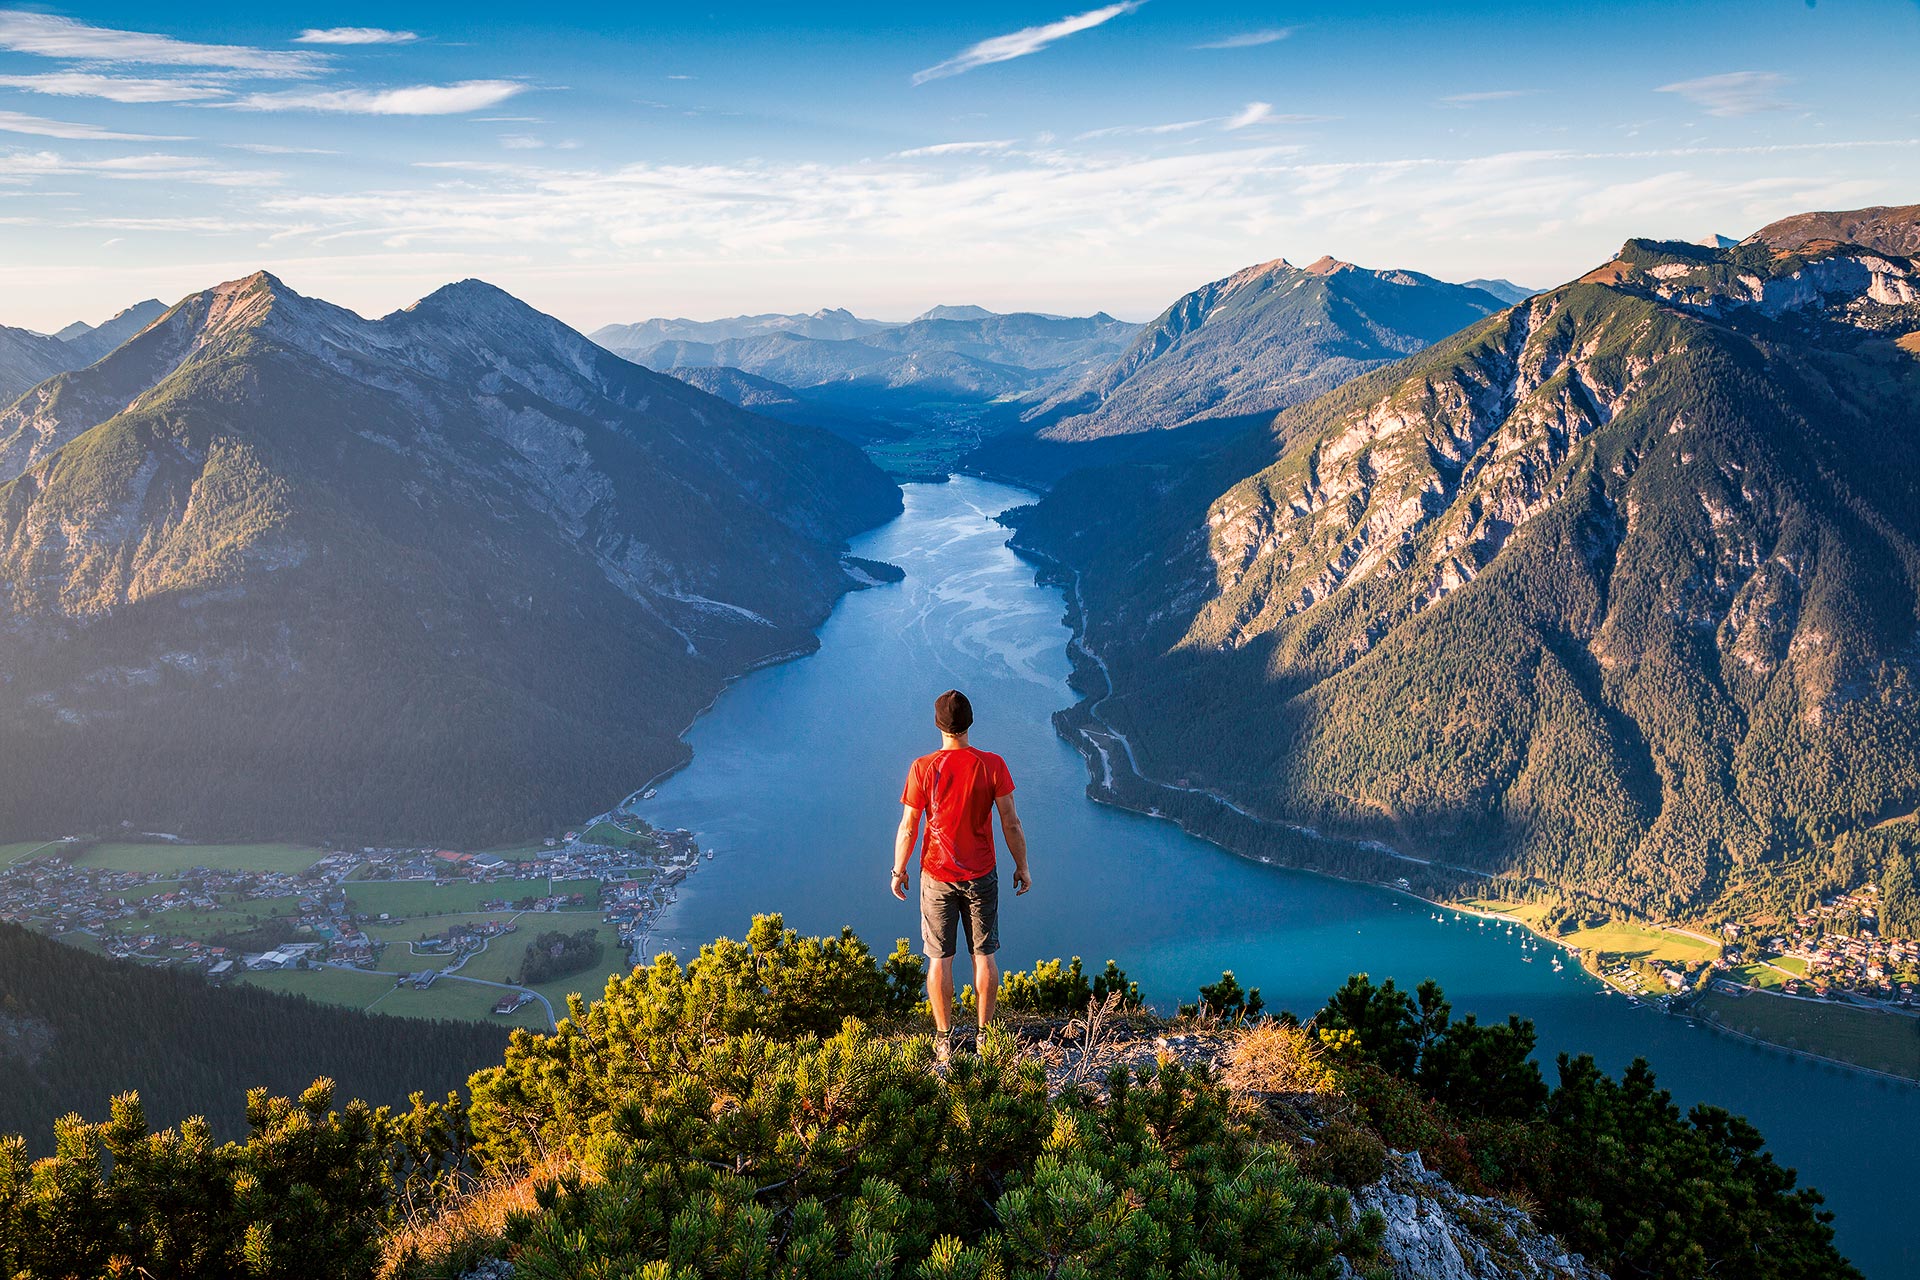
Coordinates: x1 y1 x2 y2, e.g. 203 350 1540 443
890 868 910 900
1014 866 1032 895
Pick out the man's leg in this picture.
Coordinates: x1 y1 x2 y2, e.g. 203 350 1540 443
973 951 999 1029
926 955 953 1034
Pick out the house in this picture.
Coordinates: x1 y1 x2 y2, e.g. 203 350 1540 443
492 993 530 1015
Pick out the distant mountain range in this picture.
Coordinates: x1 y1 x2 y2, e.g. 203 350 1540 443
591 305 1140 437
972 256 1508 483
1009 209 1920 917
0 272 899 844
0 299 165 402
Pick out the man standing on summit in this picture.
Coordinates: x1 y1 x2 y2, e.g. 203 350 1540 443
892 689 1031 1056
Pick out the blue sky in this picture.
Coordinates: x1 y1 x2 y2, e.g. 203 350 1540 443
0 0 1916 331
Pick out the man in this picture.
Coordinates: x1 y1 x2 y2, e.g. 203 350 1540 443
892 689 1031 1059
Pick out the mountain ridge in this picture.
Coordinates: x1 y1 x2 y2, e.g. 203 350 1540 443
1008 218 1920 917
0 270 901 843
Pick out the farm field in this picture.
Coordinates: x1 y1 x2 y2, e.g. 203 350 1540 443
1698 991 1920 1079
344 878 598 920
366 976 551 1029
455 916 625 996
240 966 399 1009
66 842 323 874
2 840 63 865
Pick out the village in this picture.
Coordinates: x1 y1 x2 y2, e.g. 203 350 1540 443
0 811 708 1029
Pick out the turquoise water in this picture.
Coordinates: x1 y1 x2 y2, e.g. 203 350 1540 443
637 475 1915 1278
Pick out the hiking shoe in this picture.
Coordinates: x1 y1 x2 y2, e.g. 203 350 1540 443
934 1032 953 1066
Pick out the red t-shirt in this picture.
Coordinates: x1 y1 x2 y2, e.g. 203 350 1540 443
901 746 1014 883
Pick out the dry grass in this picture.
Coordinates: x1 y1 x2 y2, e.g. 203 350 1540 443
377 1158 576 1280
1220 1022 1341 1101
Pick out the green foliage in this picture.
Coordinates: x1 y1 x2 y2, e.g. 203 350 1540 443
506 1028 1383 1280
518 929 606 986
1179 970 1264 1022
0 1079 453 1280
467 914 925 1168
998 956 1117 1014
1542 1055 1854 1280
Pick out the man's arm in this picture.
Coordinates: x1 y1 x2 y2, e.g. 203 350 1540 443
892 804 921 900
996 793 1031 894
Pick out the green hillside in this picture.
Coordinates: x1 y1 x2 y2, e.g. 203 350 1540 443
1009 228 1920 918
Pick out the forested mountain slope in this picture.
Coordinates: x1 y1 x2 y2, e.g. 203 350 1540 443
973 257 1504 484
0 272 900 844
1009 222 1920 916
0 922 506 1152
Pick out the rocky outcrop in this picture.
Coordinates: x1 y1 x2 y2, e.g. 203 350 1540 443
1349 1152 1606 1280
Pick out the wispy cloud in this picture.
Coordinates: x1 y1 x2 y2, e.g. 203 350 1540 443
1440 89 1533 106
231 80 527 115
0 150 281 186
0 10 322 76
0 109 184 141
0 71 229 103
892 139 1017 158
912 2 1144 85
500 134 545 150
294 27 419 46
1223 101 1273 130
1194 28 1294 50
1079 101 1309 139
226 141 338 155
1657 71 1795 117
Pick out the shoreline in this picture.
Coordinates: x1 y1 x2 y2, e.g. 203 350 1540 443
1009 534 1920 1088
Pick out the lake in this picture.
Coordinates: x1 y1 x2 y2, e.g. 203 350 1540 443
637 474 1915 1278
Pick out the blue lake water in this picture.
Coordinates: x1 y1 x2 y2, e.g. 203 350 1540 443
637 475 1915 1278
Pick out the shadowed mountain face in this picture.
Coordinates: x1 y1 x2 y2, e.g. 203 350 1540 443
1009 219 1920 915
971 257 1507 485
0 301 167 404
0 272 901 845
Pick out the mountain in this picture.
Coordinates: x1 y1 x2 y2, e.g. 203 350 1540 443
0 920 506 1151
660 363 901 441
1463 277 1541 304
1007 214 1920 918
590 306 888 351
0 324 80 406
913 303 997 322
0 300 168 406
1748 204 1920 257
53 298 168 363
0 271 901 844
972 256 1506 484
594 306 1140 427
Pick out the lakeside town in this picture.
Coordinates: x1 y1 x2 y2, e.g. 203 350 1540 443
0 808 707 1029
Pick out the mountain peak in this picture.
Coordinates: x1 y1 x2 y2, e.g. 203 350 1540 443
1303 255 1353 276
914 304 997 323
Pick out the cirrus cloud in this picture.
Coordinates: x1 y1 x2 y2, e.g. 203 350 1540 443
0 10 322 75
294 28 420 46
912 2 1145 85
230 80 527 116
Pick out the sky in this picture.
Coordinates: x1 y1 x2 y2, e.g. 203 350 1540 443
0 0 1916 332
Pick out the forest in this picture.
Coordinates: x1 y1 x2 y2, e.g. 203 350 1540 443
0 923 508 1151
